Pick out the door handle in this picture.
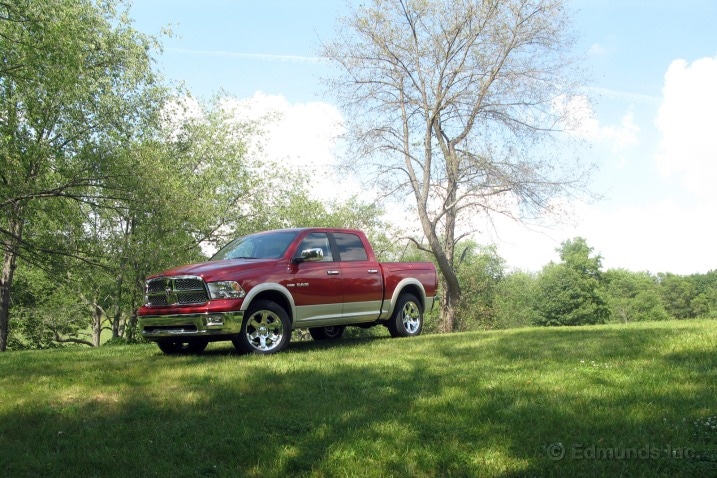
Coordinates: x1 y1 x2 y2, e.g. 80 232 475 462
327 270 340 275
367 269 379 274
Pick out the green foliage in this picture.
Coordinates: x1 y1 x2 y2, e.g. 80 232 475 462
652 271 717 321
604 269 669 323
688 270 717 318
454 242 505 330
534 238 611 326
9 267 89 349
493 271 540 328
659 273 697 320
379 236 717 332
0 0 166 350
2 0 395 348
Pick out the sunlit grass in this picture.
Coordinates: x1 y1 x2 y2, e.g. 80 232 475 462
1 320 716 477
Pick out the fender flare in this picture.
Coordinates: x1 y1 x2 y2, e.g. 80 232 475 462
240 283 297 324
384 278 427 319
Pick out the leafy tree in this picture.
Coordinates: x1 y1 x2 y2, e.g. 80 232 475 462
321 0 588 332
493 271 540 329
603 269 669 323
0 0 164 350
657 273 699 320
534 237 610 326
687 270 717 318
10 264 110 348
454 242 505 330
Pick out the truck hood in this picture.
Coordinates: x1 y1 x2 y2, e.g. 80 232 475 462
148 259 278 282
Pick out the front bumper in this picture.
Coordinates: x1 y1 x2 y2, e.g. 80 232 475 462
139 311 244 340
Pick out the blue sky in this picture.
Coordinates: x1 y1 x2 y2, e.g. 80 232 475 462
129 1 717 274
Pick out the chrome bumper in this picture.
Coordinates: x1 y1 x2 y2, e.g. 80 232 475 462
139 311 244 339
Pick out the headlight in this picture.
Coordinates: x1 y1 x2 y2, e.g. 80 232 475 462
207 281 246 299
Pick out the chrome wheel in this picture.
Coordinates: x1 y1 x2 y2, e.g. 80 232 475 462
401 300 421 334
245 310 284 352
387 293 423 338
233 300 291 354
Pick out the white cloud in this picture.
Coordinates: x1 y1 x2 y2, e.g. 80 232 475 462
221 92 359 200
555 94 639 147
573 200 717 274
655 55 717 200
484 58 717 274
609 111 640 148
588 43 607 57
486 196 717 275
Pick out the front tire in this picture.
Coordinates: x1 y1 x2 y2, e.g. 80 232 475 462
232 300 291 354
309 325 345 341
156 339 208 355
387 293 423 338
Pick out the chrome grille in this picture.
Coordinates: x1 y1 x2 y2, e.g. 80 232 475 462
145 276 209 307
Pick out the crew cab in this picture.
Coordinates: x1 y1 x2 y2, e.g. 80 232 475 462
138 228 438 354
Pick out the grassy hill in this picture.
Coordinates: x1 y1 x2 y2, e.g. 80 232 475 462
1 320 716 477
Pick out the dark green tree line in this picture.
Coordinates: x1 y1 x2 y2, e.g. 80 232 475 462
441 237 716 331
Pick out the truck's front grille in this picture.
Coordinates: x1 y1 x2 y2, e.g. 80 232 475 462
145 276 209 306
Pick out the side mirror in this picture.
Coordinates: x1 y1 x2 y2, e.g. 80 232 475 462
292 248 324 264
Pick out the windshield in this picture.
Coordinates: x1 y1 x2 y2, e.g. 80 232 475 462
210 230 300 261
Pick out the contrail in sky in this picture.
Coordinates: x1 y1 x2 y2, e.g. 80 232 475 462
168 48 324 63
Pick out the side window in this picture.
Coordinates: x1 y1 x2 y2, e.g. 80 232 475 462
334 233 369 261
295 232 334 261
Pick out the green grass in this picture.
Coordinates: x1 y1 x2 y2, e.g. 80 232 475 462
1 320 716 477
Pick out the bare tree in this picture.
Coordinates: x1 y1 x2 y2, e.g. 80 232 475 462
322 0 591 331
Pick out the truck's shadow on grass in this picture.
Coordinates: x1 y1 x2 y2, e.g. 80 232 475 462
196 330 393 356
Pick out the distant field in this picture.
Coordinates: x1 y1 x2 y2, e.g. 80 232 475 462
1 320 716 477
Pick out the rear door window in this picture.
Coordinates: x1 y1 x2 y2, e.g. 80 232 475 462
333 233 369 261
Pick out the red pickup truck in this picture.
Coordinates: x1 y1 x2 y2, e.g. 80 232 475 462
138 228 438 355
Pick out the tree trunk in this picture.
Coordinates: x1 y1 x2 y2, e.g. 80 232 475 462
415 187 462 333
436 235 461 332
439 276 462 333
439 157 459 332
126 308 138 342
0 254 15 352
112 276 123 339
92 303 103 347
0 215 23 352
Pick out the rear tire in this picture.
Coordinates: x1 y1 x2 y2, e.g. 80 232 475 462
232 300 291 354
156 339 208 355
309 325 345 341
387 293 423 338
